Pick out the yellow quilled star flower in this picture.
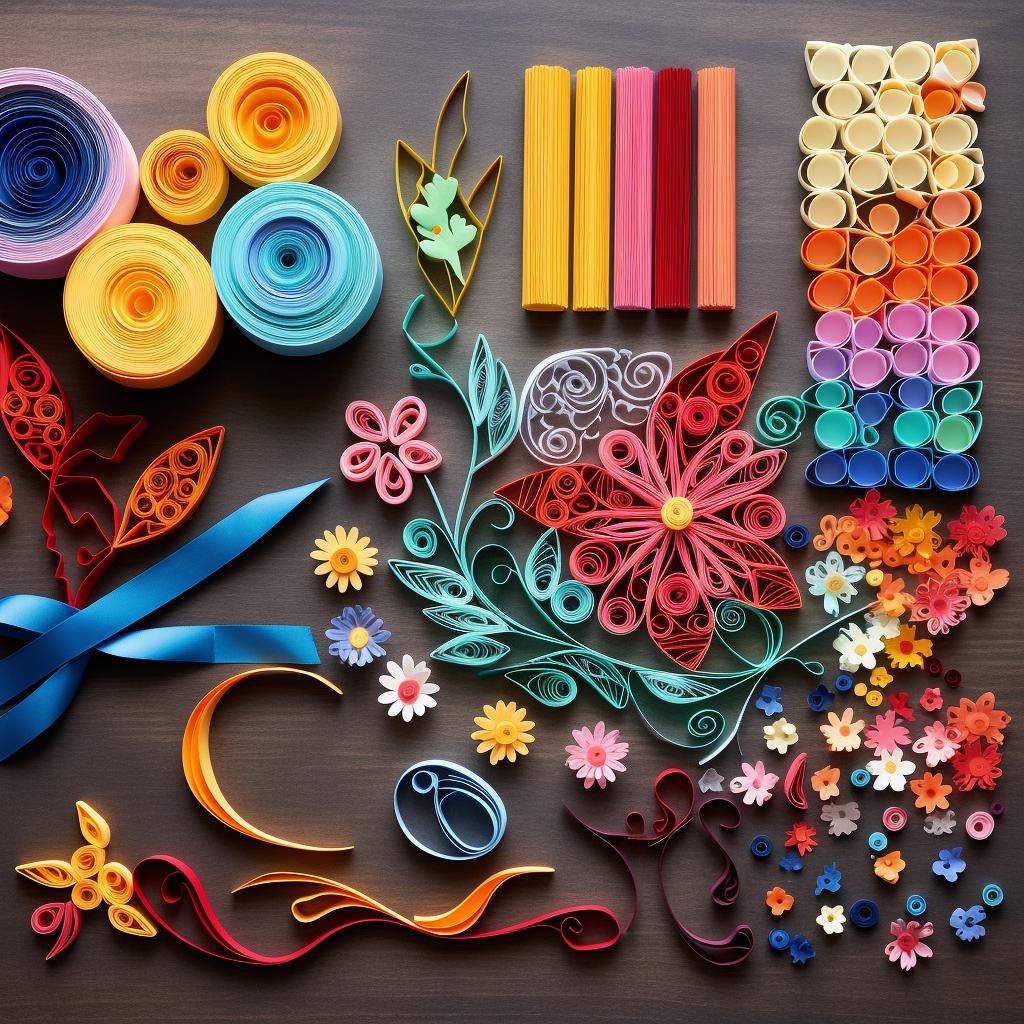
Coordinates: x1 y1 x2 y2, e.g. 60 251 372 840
471 699 536 764
310 526 378 593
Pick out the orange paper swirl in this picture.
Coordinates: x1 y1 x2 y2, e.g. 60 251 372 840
140 130 229 224
207 52 341 186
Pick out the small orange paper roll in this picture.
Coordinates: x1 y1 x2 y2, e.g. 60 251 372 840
522 65 570 311
696 67 736 310
140 130 229 225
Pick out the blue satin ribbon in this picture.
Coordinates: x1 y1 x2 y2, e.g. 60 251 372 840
0 479 326 761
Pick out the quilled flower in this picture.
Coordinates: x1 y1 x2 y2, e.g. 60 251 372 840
866 747 916 792
471 700 535 765
874 850 906 884
864 711 911 755
932 847 965 882
956 554 1009 606
919 687 943 713
820 800 860 837
325 605 391 667
833 622 883 672
816 904 846 935
763 717 798 754
948 504 1006 558
913 721 960 767
765 886 794 916
884 624 933 670
910 576 970 636
564 722 629 789
849 488 896 540
377 655 438 721
952 739 1002 792
924 809 956 836
890 504 942 561
819 708 863 753
870 667 893 689
885 918 933 970
910 771 952 813
779 850 804 872
785 821 817 857
729 760 779 806
755 684 783 716
810 765 840 801
949 905 986 942
864 610 901 640
0 474 12 527
874 573 914 618
947 691 1011 745
309 526 378 593
814 862 842 895
790 934 816 964
805 551 865 616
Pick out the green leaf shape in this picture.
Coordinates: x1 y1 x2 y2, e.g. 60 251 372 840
410 174 477 284
468 333 497 426
524 528 560 601
390 560 475 606
432 633 510 666
504 665 578 707
423 604 509 634
487 360 517 458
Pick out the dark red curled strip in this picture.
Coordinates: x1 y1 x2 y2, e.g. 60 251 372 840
31 901 81 960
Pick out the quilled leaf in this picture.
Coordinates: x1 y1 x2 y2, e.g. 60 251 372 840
108 903 158 938
431 633 510 666
76 800 111 848
16 860 77 888
114 426 225 549
390 560 475 606
422 604 508 634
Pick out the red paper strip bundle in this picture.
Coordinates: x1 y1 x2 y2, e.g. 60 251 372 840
654 67 692 309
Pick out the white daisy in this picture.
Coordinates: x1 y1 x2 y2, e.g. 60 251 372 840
866 746 917 792
378 655 438 722
833 622 884 672
864 609 901 640
806 552 865 616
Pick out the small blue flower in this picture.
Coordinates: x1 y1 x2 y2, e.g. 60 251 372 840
779 850 803 872
790 933 816 965
814 861 842 896
932 846 966 883
326 605 391 667
756 684 784 717
806 683 835 713
949 905 986 942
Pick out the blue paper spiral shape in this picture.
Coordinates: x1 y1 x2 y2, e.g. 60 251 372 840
211 182 383 355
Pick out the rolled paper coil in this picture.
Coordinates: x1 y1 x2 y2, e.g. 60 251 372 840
805 42 851 87
572 67 611 311
801 190 856 230
207 52 341 186
0 68 139 279
140 130 229 224
63 224 222 387
212 182 382 355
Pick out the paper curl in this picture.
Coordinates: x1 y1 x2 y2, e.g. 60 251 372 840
31 901 81 960
212 182 382 355
140 130 229 225
207 52 341 186
0 68 138 279
64 224 222 388
518 348 673 465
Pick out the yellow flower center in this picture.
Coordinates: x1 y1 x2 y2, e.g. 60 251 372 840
495 721 518 744
330 547 358 574
906 526 925 543
866 569 884 586
825 574 846 593
884 759 897 774
660 496 694 531
348 627 370 649
854 643 868 656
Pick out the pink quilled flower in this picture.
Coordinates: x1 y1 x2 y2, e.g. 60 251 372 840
341 396 442 504
565 722 629 789
947 504 1006 558
864 710 911 755
886 918 934 971
910 576 969 636
729 760 779 806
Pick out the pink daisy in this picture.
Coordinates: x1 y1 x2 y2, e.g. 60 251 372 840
729 760 780 807
910 577 969 636
885 919 934 971
565 722 629 789
912 720 961 767
864 710 911 755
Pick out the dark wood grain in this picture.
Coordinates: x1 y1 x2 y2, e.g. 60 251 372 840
1 2 1021 1022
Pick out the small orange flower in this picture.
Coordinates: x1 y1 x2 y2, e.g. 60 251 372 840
811 765 840 801
870 667 893 689
885 625 933 670
766 886 794 916
874 850 906 884
890 505 942 561
957 555 1009 607
947 691 1011 746
874 573 913 617
910 771 952 813
921 545 959 580
0 474 12 527
785 821 818 856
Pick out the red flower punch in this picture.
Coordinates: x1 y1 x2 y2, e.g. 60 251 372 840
497 314 800 669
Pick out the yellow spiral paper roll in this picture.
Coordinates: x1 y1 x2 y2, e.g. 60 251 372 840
140 130 229 224
207 52 341 186
64 224 223 388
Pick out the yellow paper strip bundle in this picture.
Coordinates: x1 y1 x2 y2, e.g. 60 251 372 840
522 65 570 311
140 130 229 225
572 66 612 312
64 224 223 388
207 52 341 186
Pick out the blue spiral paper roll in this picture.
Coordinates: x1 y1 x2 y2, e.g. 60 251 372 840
212 182 383 355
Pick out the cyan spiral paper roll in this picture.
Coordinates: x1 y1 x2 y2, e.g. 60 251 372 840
0 68 139 279
211 182 383 355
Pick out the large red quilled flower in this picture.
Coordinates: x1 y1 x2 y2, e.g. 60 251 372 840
497 315 801 670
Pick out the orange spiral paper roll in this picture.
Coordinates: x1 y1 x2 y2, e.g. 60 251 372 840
572 67 611 311
522 65 570 311
140 130 229 224
696 67 736 310
207 52 341 186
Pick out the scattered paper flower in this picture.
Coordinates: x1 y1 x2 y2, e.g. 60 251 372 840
849 488 896 540
790 934 815 964
755 684 783 716
890 504 942 561
910 771 952 813
820 707 864 753
864 609 902 640
952 739 1002 792
864 711 911 755
919 687 943 712
806 551 865 616
834 622 884 672
957 554 1009 606
0 475 12 527
913 720 960 767
948 504 1006 558
472 700 535 765
779 850 804 872
924 809 956 836
869 666 893 689
729 760 779 806
949 905 986 942
766 886 794 916
816 904 846 935
698 767 725 793
821 800 860 837
874 850 906 884
932 847 965 883
815 862 842 895
911 576 970 636
874 573 913 618
764 717 798 754
785 821 817 856
810 765 840 801
866 747 916 792
564 721 629 789
886 918 933 970
887 690 915 722
885 624 933 670
947 691 1011 746
310 526 378 593
378 655 438 721
326 606 391 667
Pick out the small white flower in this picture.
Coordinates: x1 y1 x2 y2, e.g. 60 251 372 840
816 904 846 935
864 609 901 639
806 552 865 616
699 767 725 793
763 717 798 754
833 622 884 672
378 655 439 722
866 746 917 792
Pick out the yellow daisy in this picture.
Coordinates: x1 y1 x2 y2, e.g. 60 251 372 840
471 700 536 764
885 624 933 670
310 526 378 593
889 504 942 561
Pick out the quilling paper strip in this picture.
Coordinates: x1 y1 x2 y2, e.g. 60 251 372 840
572 67 612 312
517 347 673 465
64 224 222 388
696 67 736 310
133 855 622 961
183 668 349 851
207 52 341 186
654 68 692 309
613 66 654 310
395 72 502 317
0 479 324 760
393 760 506 860
212 182 382 355
522 66 570 311
0 68 138 279
139 130 229 225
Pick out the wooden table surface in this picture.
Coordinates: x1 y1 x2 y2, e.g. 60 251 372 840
2 2 1021 1021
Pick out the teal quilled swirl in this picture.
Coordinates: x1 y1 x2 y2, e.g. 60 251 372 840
211 182 382 355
